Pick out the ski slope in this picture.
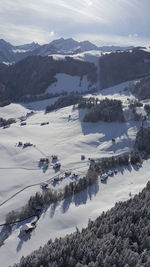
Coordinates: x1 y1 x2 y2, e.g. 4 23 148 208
0 81 150 266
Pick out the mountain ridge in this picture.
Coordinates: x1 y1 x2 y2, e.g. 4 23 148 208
0 37 134 63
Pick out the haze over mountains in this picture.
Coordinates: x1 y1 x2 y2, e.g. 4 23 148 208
0 37 134 64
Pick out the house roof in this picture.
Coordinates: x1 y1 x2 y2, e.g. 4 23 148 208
21 223 34 231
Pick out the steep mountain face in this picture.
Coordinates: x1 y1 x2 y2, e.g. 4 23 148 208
99 49 150 88
0 55 97 101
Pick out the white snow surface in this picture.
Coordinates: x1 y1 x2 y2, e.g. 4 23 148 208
12 49 27 53
45 73 97 94
0 81 150 266
50 50 102 64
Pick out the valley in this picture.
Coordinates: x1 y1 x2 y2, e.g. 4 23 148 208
0 80 150 266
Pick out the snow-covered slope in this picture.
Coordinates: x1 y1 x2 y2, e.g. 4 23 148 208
0 81 150 266
1 160 150 267
50 50 102 63
43 50 102 94
45 73 96 94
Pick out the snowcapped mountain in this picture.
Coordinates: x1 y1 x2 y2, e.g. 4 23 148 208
15 42 40 52
79 40 98 51
49 37 98 53
50 37 79 51
0 39 41 63
0 37 135 63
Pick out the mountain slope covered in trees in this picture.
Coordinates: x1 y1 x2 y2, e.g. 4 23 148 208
100 49 150 88
13 182 150 267
0 56 97 101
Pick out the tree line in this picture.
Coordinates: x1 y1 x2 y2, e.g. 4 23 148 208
45 94 83 113
5 170 98 224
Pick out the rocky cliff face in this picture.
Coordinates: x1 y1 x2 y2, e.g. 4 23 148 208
0 56 97 101
99 50 150 88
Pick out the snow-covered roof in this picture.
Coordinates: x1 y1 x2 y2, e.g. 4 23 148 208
20 223 34 231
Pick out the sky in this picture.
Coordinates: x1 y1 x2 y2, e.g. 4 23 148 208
0 0 150 47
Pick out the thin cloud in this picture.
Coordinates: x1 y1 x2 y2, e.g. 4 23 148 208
0 0 150 46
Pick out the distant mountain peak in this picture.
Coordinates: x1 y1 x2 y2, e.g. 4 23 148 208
16 42 40 51
49 37 98 52
0 39 13 47
0 36 136 63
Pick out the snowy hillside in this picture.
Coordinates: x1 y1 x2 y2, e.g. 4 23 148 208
45 73 96 94
42 51 101 95
50 50 102 63
0 81 150 266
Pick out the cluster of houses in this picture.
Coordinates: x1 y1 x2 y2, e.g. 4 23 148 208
17 141 33 148
51 171 78 186
39 158 49 164
100 169 118 182
53 162 61 170
19 111 35 126
39 155 62 171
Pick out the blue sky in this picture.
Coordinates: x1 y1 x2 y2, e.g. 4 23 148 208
0 0 150 46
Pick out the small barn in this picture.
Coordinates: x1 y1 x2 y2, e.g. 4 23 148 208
19 223 35 236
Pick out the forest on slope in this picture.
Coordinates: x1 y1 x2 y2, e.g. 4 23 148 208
13 181 150 267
